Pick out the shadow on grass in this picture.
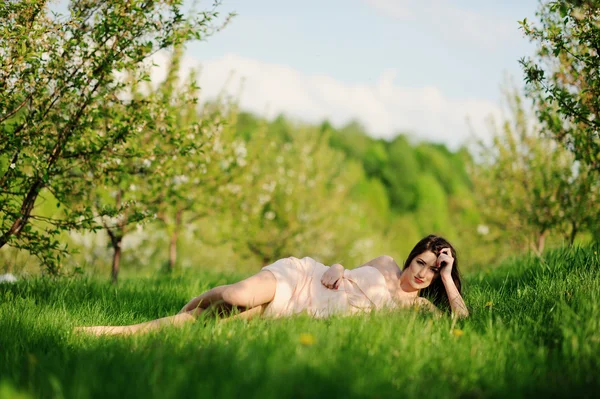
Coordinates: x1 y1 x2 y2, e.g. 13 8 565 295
0 321 361 399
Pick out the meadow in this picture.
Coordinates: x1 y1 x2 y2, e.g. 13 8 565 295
0 245 599 399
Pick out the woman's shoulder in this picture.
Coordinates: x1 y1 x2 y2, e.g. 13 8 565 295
366 255 401 281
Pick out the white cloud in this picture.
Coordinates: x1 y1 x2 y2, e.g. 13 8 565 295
149 51 502 149
364 0 518 49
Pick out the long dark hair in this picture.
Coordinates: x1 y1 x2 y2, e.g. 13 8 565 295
403 234 462 311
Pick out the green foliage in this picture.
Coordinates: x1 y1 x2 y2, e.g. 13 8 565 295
0 0 229 273
0 244 598 398
471 83 598 254
520 0 600 174
381 136 421 212
414 173 453 236
228 122 369 266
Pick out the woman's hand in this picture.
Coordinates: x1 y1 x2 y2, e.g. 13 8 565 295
437 248 469 318
321 263 345 289
437 248 454 279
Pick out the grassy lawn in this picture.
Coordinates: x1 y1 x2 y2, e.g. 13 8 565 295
1 245 599 399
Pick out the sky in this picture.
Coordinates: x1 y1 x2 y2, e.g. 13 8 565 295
152 1 539 148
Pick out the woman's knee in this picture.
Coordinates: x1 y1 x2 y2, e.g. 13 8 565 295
221 271 276 308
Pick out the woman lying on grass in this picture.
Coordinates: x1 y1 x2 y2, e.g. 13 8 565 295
76 235 468 336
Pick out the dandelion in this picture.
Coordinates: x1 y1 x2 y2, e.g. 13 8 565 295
452 329 464 337
299 333 316 346
265 211 276 220
485 301 493 308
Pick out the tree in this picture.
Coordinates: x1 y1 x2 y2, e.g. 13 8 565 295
0 0 228 273
151 62 248 273
229 122 367 266
381 135 421 212
471 84 594 253
520 0 600 174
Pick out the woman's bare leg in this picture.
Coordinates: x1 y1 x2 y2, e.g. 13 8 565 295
75 311 199 336
179 270 277 313
220 270 276 308
178 285 231 314
76 270 277 336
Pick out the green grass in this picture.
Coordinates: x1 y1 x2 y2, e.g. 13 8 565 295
1 245 599 399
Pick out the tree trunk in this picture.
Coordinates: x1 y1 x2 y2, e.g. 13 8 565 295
111 240 122 284
107 190 125 284
537 230 548 254
569 221 578 245
168 209 183 272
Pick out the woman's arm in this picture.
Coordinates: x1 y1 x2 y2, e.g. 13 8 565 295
321 263 345 289
321 255 399 290
438 249 469 318
442 275 469 318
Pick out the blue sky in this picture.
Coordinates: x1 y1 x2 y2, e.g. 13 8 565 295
168 0 540 148
51 0 539 147
189 0 536 102
59 0 529 148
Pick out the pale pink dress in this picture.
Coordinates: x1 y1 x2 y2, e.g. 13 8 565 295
261 256 395 318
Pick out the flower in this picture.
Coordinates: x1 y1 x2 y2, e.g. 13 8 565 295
477 224 490 235
299 333 316 346
9 163 16 169
451 329 464 337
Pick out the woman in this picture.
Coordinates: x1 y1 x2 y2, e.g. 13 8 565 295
76 235 468 336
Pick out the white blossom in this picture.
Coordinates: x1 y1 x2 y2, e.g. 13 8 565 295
173 175 189 186
261 181 277 193
220 159 231 170
477 224 490 235
258 194 271 205
9 163 15 169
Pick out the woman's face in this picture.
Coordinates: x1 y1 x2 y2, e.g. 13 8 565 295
404 250 440 289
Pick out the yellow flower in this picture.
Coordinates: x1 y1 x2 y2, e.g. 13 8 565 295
452 329 464 337
485 301 493 308
299 333 316 346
